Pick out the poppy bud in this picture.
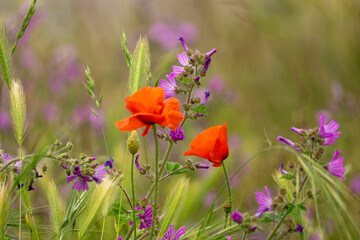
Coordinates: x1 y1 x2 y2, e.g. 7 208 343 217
127 130 140 155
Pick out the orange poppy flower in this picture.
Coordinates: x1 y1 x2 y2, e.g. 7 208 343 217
184 123 229 167
115 87 184 136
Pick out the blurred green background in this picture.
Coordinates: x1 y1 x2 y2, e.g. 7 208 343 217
1 0 360 239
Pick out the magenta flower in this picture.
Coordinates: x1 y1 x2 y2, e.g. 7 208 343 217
280 164 288 175
224 236 232 240
118 236 123 240
295 224 304 233
230 210 243 224
66 166 92 192
318 114 341 145
105 157 114 169
161 224 185 240
159 73 178 98
255 186 273 217
92 165 108 184
172 52 189 76
202 91 211 105
178 36 189 52
169 125 185 142
277 136 299 151
250 226 258 232
328 149 345 180
134 153 142 171
291 127 305 135
129 206 152 230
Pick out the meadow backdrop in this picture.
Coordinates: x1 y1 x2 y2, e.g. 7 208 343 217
0 0 360 239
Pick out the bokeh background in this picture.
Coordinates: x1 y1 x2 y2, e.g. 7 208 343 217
1 0 360 239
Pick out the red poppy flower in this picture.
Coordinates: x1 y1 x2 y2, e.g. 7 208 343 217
184 123 229 167
115 87 184 136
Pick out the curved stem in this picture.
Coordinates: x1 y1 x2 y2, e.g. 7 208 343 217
131 154 137 240
222 162 232 231
149 125 159 240
98 111 110 158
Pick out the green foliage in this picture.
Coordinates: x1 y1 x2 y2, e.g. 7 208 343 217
129 36 150 94
165 162 187 175
280 174 295 179
121 32 132 69
159 177 189 238
192 105 208 115
0 25 11 89
261 212 284 223
11 0 37 55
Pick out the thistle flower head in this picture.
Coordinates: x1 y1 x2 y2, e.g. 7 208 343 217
9 79 27 147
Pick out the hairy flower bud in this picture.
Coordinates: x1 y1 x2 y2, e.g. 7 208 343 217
66 142 74 151
224 203 232 214
127 130 140 154
315 148 324 160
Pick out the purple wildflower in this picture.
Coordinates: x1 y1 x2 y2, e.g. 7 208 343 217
118 236 123 240
328 149 345 180
169 125 185 142
224 236 232 240
318 114 341 145
250 226 258 232
92 165 108 184
230 210 243 224
66 166 93 192
178 36 189 52
159 73 178 98
105 157 114 169
134 154 141 171
173 52 189 76
195 162 210 169
280 164 288 175
202 91 210 105
291 127 305 135
277 136 299 151
130 206 153 230
255 186 273 217
295 224 304 233
202 57 212 74
28 182 35 191
161 224 185 240
206 49 217 58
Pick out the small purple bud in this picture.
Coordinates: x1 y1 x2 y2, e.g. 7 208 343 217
134 153 141 171
105 157 114 169
34 168 43 178
118 236 123 240
202 91 211 105
177 36 189 52
194 76 200 82
291 127 305 135
28 183 35 191
202 57 212 73
61 162 67 169
277 136 299 150
89 156 96 162
197 113 204 117
295 224 304 233
250 226 258 232
206 49 217 58
169 125 185 142
73 165 82 175
230 210 243 224
279 164 288 175
195 162 210 169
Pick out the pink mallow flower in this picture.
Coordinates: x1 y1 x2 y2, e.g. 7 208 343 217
66 166 93 192
159 72 177 99
318 114 341 145
255 186 273 217
130 206 153 230
161 224 185 240
328 149 345 180
172 51 189 76
91 165 108 184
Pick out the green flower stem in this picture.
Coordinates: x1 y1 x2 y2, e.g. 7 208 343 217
159 166 187 182
150 125 159 240
145 141 174 201
100 217 106 240
266 211 289 240
222 162 232 230
131 153 137 240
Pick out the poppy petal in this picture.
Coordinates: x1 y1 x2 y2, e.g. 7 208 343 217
210 123 229 165
125 87 165 114
115 115 147 132
158 97 184 130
